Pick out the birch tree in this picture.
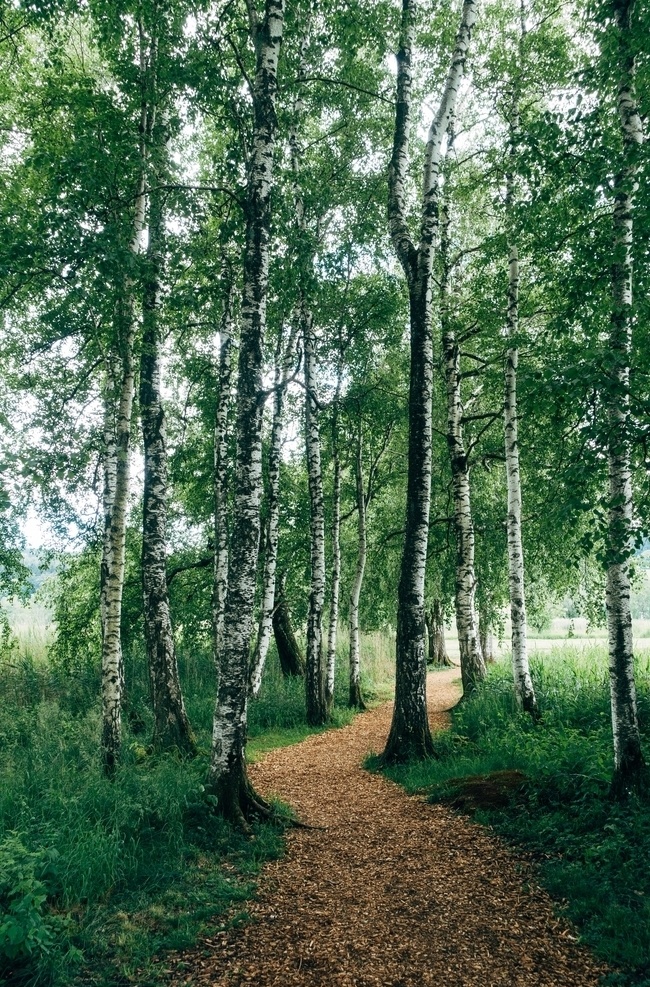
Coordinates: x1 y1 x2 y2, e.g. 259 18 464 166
382 0 478 761
503 10 537 717
326 366 343 712
206 0 285 826
425 599 450 666
250 326 297 697
100 74 148 774
605 0 646 796
303 312 328 725
213 274 235 672
140 110 196 756
440 192 486 696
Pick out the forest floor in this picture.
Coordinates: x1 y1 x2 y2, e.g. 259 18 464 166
168 667 609 987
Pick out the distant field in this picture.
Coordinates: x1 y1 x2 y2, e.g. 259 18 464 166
2 597 55 660
444 616 650 658
5 603 650 665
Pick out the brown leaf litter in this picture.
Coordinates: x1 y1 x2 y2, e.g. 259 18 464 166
169 668 609 987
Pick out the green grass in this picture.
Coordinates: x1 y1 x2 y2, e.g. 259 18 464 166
381 647 650 987
0 620 393 987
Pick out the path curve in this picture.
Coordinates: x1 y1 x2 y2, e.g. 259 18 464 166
172 669 607 987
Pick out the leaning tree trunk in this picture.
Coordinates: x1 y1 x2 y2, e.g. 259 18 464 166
348 428 367 709
206 0 285 828
382 0 477 763
504 15 538 718
606 0 646 797
250 345 291 697
140 137 196 756
272 573 305 677
326 384 342 711
303 310 328 726
440 193 486 698
213 278 235 673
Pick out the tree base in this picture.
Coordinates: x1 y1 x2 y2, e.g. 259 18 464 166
152 724 198 759
349 680 366 710
427 654 454 669
210 768 275 834
379 728 436 766
610 754 649 801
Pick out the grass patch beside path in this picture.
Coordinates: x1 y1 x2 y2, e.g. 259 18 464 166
1 632 392 987
381 648 650 987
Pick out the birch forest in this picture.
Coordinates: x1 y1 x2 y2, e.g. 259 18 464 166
1 0 650 984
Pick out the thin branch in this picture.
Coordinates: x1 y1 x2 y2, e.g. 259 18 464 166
226 34 253 96
167 555 213 586
300 75 394 106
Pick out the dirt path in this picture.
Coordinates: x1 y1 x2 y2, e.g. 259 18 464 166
172 669 608 987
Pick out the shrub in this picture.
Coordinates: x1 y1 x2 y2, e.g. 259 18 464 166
0 836 58 971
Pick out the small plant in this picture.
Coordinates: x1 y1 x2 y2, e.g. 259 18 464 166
0 836 58 972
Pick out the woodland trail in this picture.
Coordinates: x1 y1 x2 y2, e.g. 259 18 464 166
170 668 608 987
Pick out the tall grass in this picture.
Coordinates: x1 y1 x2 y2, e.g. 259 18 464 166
383 646 650 986
0 616 395 987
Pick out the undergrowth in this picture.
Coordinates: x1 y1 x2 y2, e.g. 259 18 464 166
382 647 650 987
0 623 391 987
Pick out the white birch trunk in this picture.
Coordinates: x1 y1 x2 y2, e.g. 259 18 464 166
249 337 293 697
504 341 536 712
207 0 285 826
349 426 367 709
100 142 145 775
606 0 646 796
326 383 342 709
383 0 477 762
213 280 235 672
285 24 328 724
504 11 537 717
440 198 485 698
100 307 136 777
100 392 118 644
140 131 195 756
303 310 328 726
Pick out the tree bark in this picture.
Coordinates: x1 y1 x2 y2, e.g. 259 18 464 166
479 619 495 664
206 0 285 828
326 381 342 711
426 599 450 666
504 344 537 707
100 72 149 774
504 11 538 718
303 310 328 726
349 426 367 709
383 0 477 763
101 304 135 777
213 277 235 674
606 0 646 797
272 573 305 677
250 336 294 697
140 129 196 757
440 195 486 699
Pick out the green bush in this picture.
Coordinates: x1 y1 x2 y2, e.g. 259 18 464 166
0 837 59 971
383 646 650 985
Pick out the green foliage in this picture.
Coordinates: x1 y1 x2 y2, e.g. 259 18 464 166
0 611 394 986
383 649 650 984
0 837 60 971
